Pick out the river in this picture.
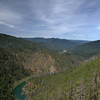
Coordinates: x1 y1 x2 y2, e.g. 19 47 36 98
13 73 54 100
13 81 26 100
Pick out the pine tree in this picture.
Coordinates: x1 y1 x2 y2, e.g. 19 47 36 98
89 84 92 100
68 80 73 100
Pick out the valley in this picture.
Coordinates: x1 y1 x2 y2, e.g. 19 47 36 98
0 33 100 100
1 0 100 100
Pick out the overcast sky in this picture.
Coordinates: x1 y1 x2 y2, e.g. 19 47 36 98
0 0 100 40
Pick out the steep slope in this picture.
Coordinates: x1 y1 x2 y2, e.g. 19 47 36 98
71 40 100 58
24 38 88 51
24 56 100 100
0 33 55 73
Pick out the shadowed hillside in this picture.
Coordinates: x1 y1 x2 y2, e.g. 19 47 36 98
71 40 100 58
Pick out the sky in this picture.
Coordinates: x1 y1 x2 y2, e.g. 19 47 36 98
0 0 100 40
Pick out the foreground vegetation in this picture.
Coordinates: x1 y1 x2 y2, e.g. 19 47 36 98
24 57 100 100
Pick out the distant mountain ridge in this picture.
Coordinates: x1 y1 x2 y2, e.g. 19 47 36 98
24 38 88 51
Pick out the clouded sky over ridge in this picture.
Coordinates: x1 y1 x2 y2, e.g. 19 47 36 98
0 0 100 40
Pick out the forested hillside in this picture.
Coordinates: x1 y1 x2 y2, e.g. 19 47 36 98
0 48 32 100
0 33 82 100
0 33 82 72
0 33 43 51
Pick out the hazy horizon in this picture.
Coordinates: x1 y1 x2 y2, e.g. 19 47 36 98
0 33 93 41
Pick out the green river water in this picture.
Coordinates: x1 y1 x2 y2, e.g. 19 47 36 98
13 81 26 100
13 74 50 100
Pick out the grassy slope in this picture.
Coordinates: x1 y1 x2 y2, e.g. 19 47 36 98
25 57 100 100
